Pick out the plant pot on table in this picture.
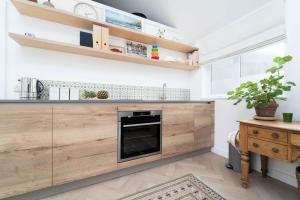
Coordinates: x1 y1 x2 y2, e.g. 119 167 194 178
255 101 278 117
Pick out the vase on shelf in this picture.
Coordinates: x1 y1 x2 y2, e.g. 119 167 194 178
43 0 55 8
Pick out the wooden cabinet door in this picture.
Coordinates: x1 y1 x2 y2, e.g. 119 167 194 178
162 104 195 158
0 105 52 199
53 104 118 185
162 103 214 158
194 103 214 150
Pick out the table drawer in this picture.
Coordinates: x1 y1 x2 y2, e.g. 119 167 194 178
248 126 287 144
290 134 300 146
248 137 287 160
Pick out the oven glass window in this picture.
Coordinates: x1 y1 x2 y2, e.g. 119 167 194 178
119 114 161 161
121 124 160 160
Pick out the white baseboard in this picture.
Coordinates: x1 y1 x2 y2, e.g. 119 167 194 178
252 165 297 188
268 168 297 187
211 147 228 159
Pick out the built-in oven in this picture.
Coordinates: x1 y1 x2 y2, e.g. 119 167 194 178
118 110 162 163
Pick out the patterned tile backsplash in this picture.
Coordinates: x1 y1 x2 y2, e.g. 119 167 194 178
40 80 190 101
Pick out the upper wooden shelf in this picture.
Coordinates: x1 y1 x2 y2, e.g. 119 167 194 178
11 0 199 53
9 33 198 70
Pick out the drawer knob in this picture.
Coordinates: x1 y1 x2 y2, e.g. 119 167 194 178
272 132 279 139
253 130 259 135
253 143 259 148
272 148 279 153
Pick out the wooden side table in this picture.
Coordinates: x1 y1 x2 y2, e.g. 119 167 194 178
239 119 300 188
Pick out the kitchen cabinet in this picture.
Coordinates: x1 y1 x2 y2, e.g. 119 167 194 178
162 104 196 158
162 103 214 158
0 105 52 199
52 105 118 185
0 102 214 198
194 103 214 149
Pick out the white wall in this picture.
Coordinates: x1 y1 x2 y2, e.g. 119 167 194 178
0 0 7 99
190 64 211 100
2 0 190 100
283 0 300 120
191 0 300 188
212 100 254 158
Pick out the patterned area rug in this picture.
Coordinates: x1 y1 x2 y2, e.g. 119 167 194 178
119 174 226 200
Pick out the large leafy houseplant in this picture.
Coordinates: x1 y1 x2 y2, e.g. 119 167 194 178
227 55 296 117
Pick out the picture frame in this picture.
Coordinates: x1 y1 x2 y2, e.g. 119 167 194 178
126 41 148 57
105 9 142 31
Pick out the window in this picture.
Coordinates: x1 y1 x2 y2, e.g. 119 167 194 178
241 42 286 83
211 56 240 97
206 41 287 98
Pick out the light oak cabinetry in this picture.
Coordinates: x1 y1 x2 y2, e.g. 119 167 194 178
162 104 195 157
162 103 214 158
194 103 215 149
0 105 52 199
0 102 214 198
52 105 118 185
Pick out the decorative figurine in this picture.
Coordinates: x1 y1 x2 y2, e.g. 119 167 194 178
151 44 159 60
43 0 55 8
157 29 166 38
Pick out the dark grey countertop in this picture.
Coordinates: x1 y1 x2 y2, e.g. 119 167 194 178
0 99 214 104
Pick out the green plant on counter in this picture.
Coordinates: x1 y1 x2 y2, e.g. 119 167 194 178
227 55 296 109
82 90 97 99
97 90 109 99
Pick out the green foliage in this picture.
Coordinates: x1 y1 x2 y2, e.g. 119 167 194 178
227 55 295 109
82 90 97 99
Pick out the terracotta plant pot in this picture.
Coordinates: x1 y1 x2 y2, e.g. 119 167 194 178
255 101 278 117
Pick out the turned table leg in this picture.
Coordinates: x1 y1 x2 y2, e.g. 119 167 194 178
241 152 250 188
261 155 269 178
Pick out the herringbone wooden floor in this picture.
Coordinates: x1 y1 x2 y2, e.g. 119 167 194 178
43 153 299 200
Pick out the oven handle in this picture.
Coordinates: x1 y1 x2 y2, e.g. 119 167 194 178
123 122 161 128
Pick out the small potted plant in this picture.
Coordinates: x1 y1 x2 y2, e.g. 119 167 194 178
227 55 295 118
82 90 97 99
97 90 109 99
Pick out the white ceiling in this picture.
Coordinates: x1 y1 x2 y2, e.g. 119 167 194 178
94 0 272 43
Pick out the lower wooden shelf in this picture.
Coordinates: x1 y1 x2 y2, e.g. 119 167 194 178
9 33 199 70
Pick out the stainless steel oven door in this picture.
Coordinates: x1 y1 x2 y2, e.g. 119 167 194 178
118 111 162 163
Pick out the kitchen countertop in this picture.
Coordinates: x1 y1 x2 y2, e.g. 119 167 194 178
0 99 214 104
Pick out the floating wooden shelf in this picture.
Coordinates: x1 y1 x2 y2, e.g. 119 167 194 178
11 0 199 53
9 33 198 70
